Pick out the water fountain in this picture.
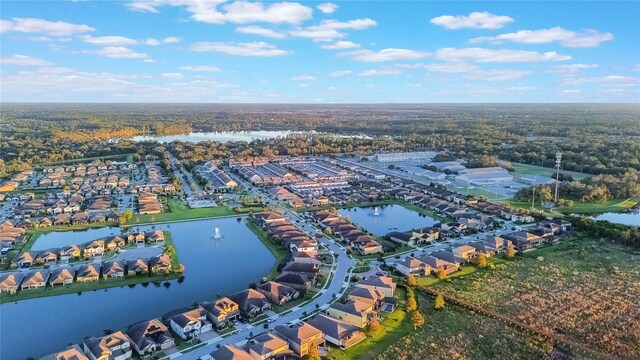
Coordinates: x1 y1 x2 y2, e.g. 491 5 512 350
373 206 381 216
214 227 221 239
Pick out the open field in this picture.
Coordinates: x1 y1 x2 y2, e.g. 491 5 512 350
429 236 640 359
377 294 554 360
327 286 411 360
503 196 640 216
129 198 236 224
509 162 590 181
33 153 134 167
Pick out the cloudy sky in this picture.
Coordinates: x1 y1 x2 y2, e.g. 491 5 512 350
1 1 639 102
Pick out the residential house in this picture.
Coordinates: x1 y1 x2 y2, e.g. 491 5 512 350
149 254 172 274
430 250 464 267
60 244 82 260
244 332 290 360
103 261 125 278
228 289 272 319
106 236 126 251
451 245 477 262
395 257 431 277
275 273 314 290
0 272 24 294
273 323 325 357
146 230 165 243
49 267 76 286
168 308 213 340
483 235 507 253
37 248 59 264
77 264 100 282
210 345 254 360
327 300 376 329
127 232 146 245
356 276 396 298
308 314 365 349
41 344 88 360
83 331 132 360
126 259 149 276
83 240 105 258
125 319 175 356
347 287 384 309
257 281 300 305
419 255 460 275
281 262 320 279
21 269 50 290
13 251 36 268
503 231 543 252
199 297 240 329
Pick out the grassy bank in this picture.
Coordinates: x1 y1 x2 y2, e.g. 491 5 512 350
245 218 288 280
129 198 236 224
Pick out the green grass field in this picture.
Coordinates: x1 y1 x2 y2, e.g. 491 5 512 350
328 286 411 360
33 153 134 167
245 218 288 280
129 198 236 224
503 196 640 215
509 162 590 181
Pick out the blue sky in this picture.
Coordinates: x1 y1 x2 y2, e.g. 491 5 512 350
1 1 639 102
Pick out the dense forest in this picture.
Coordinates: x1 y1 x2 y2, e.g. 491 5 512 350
1 103 639 180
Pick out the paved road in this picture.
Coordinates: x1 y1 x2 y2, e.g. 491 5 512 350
168 154 199 196
170 182 355 360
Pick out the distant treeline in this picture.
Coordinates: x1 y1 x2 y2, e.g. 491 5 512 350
567 215 640 248
1 104 638 178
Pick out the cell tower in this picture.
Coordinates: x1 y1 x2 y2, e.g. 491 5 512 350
554 152 562 203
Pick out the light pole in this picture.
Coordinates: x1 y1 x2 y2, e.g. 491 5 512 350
554 152 562 203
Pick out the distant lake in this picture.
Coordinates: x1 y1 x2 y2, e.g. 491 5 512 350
339 204 438 236
129 130 370 143
592 211 640 226
131 130 292 143
0 217 275 359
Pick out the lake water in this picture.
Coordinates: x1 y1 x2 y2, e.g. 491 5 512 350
339 204 438 236
0 217 275 359
131 130 292 143
592 211 640 226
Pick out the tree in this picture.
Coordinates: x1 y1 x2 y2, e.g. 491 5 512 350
506 241 516 258
304 345 321 360
368 316 382 337
406 274 417 287
323 227 333 236
434 293 445 309
409 310 425 330
475 252 488 268
406 297 418 311
437 266 447 280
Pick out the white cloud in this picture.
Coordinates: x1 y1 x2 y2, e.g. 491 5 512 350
80 35 181 46
329 70 351 76
179 65 221 72
342 48 430 62
462 69 532 81
0 54 52 66
161 72 184 79
406 83 423 87
425 62 478 73
162 36 181 43
290 18 376 41
470 27 614 47
430 12 514 30
435 47 570 62
549 63 598 74
191 41 292 57
561 89 582 94
126 0 313 25
291 75 316 81
320 41 360 49
563 75 638 85
236 26 287 39
359 69 403 76
89 46 149 59
317 2 338 14
80 35 139 46
0 17 95 36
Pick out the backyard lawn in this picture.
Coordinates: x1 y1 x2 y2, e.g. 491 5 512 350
327 286 411 360
245 218 288 280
